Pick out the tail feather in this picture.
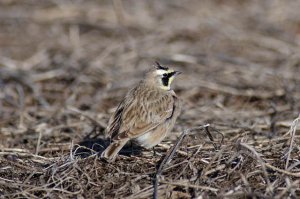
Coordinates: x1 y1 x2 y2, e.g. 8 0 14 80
101 139 129 161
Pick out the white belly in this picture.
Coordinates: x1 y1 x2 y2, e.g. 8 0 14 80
135 131 153 148
135 122 172 148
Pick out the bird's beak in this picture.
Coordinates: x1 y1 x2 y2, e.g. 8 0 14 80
174 71 182 76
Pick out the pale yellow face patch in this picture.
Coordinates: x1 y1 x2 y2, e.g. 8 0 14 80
160 85 170 90
155 69 173 75
155 69 176 90
168 76 175 84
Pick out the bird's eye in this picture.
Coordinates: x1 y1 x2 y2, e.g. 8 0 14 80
163 73 167 77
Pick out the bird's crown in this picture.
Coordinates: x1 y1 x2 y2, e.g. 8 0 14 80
155 62 169 71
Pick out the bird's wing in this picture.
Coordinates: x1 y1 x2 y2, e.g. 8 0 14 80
107 91 174 141
105 98 127 139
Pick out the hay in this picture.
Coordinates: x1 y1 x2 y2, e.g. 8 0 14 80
1 0 300 198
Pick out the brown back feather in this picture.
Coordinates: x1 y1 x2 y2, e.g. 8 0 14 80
105 81 174 141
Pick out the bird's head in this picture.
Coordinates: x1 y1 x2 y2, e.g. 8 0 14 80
145 62 181 91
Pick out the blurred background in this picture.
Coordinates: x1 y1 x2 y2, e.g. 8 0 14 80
1 0 299 145
0 0 300 197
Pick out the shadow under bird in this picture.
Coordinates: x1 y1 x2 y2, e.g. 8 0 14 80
101 63 182 161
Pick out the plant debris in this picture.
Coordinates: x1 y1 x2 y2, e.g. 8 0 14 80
0 0 300 198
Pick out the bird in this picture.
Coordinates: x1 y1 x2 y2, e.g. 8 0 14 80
101 62 182 161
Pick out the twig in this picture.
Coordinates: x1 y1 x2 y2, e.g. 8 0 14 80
0 151 60 161
16 84 25 129
157 143 188 156
160 180 218 192
153 125 210 199
265 163 300 177
285 114 300 169
35 130 43 155
269 102 277 137
112 0 126 26
204 125 224 149
239 143 272 193
274 179 299 199
0 148 30 153
153 128 189 199
66 106 107 128
195 80 284 99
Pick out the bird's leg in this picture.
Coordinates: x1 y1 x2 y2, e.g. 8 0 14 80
152 146 157 157
130 141 134 155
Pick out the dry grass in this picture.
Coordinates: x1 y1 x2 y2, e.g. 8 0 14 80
1 0 300 198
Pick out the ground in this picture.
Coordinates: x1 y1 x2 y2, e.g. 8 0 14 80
0 0 300 198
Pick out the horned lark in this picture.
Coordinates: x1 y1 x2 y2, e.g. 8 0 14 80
101 62 182 161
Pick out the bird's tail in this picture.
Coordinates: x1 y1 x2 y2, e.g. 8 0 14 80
101 138 129 162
